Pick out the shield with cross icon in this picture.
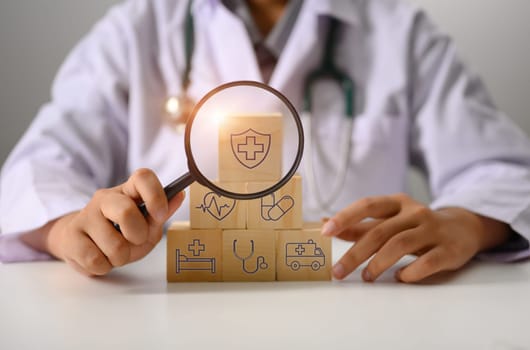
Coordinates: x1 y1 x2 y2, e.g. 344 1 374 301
230 128 271 169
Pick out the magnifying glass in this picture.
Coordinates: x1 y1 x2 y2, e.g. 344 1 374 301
136 80 304 221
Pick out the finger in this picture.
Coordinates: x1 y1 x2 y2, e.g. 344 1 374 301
65 257 94 277
145 191 186 246
363 228 433 282
335 220 383 242
85 211 131 267
396 247 448 283
128 191 187 263
332 215 417 280
167 191 186 220
129 191 187 263
100 192 149 245
129 229 163 262
67 232 112 276
322 196 401 237
121 168 168 224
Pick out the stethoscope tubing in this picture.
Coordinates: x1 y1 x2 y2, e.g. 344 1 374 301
303 113 354 215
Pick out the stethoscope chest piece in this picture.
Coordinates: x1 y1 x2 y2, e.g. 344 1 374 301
165 94 195 133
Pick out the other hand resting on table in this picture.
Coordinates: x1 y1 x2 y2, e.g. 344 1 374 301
322 194 511 283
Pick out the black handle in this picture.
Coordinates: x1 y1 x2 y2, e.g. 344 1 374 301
114 172 195 232
163 172 194 201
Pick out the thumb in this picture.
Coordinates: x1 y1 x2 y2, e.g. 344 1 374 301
166 191 186 220
134 190 186 259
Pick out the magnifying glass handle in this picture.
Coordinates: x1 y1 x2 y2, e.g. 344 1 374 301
114 172 194 233
163 172 194 201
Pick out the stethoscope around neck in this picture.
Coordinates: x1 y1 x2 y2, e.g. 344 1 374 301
303 17 357 214
164 1 357 214
164 0 196 134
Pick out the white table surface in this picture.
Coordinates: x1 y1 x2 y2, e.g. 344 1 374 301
1 237 529 350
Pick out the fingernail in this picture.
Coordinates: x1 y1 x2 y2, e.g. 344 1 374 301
321 220 337 236
332 263 346 280
362 269 373 282
394 268 403 282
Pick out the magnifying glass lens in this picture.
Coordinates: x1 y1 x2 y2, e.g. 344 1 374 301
188 82 302 199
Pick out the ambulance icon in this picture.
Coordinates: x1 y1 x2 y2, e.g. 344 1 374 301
285 240 326 271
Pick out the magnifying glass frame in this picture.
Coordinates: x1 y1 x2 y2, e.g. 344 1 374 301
165 80 304 201
122 81 304 231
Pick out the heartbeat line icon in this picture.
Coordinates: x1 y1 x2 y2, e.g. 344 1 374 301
197 198 230 216
196 192 236 221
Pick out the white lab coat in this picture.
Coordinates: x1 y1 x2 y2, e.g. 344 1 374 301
2 0 530 262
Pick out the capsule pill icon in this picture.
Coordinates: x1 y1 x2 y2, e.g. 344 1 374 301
261 194 295 221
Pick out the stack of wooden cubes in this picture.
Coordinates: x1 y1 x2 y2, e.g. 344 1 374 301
167 114 332 282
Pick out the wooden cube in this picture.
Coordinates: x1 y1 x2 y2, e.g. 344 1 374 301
276 228 332 281
247 175 302 229
219 114 283 183
303 222 325 230
167 222 222 282
190 182 246 229
222 229 276 281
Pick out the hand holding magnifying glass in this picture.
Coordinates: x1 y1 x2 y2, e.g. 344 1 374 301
40 81 303 277
119 80 305 230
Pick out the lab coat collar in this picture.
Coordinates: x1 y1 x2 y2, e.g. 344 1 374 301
308 0 362 27
190 0 361 90
200 0 263 83
192 0 361 28
268 0 361 90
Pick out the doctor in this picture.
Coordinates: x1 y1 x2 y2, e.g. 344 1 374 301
2 0 530 282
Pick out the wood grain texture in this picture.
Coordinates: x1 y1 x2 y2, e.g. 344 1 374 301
219 114 283 183
247 175 302 229
276 228 332 281
189 182 247 229
222 229 276 281
167 222 222 282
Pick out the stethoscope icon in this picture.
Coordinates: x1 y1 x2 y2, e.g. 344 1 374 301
233 240 269 274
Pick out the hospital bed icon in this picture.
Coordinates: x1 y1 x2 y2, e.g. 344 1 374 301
175 248 216 274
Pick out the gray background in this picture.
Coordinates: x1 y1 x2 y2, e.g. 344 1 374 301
1 0 529 200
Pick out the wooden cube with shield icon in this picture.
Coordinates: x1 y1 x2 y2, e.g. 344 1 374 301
218 114 283 183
